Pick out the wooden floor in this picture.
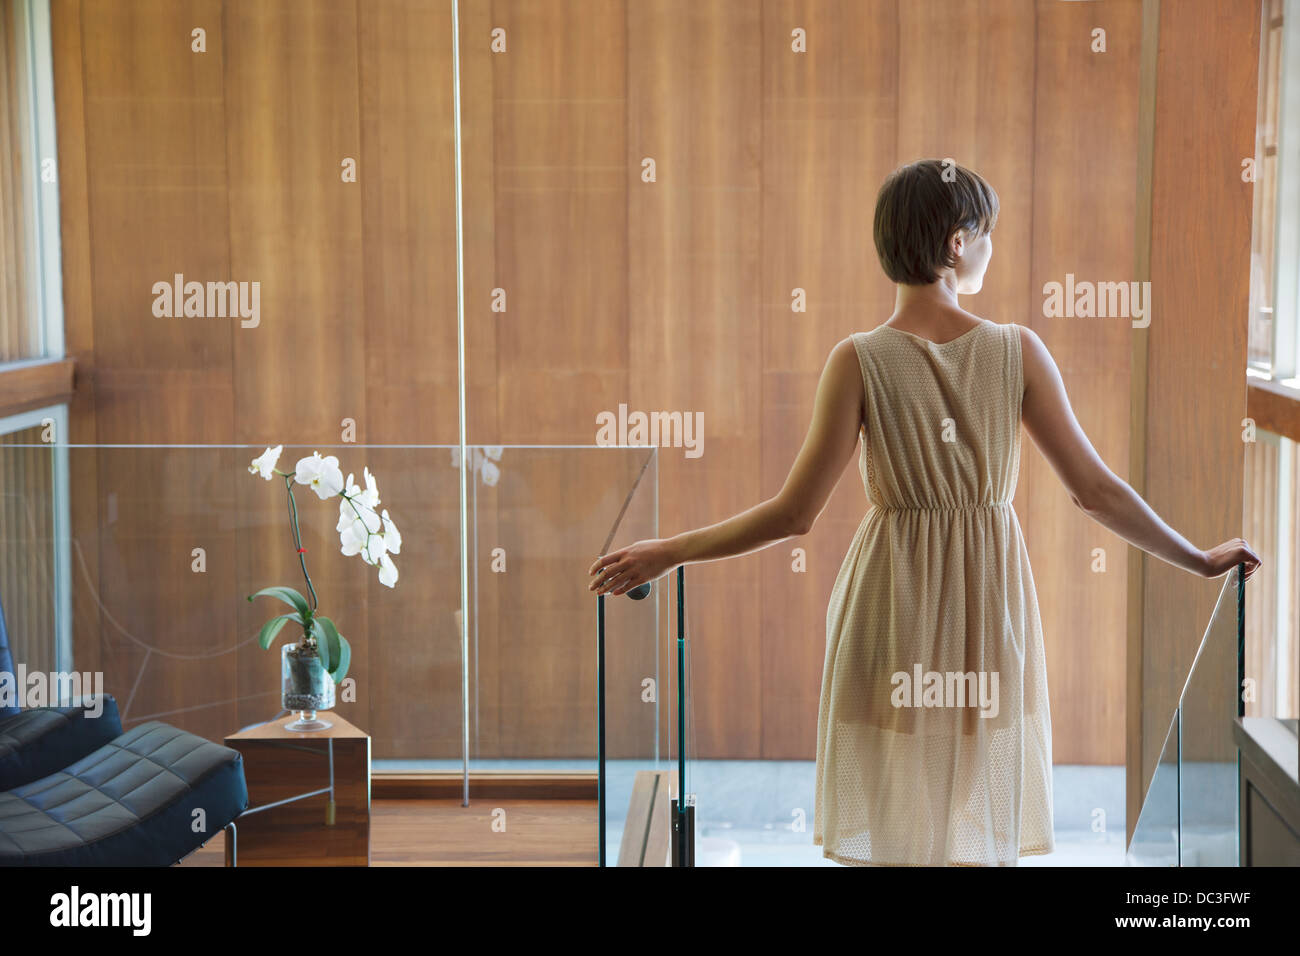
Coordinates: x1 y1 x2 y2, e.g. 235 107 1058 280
177 798 599 866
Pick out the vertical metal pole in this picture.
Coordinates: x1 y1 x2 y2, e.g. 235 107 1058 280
674 565 689 866
450 0 471 808
1237 562 1246 719
676 565 685 814
1175 708 1182 867
473 470 480 751
326 738 337 826
1236 560 1246 863
597 593 606 866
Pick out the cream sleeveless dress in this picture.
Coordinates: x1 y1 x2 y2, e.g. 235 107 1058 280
813 320 1054 866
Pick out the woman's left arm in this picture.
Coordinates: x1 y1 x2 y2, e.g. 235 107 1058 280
589 336 866 596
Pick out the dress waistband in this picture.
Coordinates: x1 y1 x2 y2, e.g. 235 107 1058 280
874 501 1011 513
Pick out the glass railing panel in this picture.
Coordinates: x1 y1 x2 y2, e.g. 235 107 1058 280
2 441 664 864
11 443 662 764
32 444 465 751
582 447 660 864
596 444 663 785
454 444 657 784
1128 567 1246 865
1128 714 1181 865
1179 566 1245 865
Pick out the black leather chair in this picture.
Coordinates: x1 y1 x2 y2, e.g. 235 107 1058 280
0 593 248 866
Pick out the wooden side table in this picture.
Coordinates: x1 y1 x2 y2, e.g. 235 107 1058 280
223 711 370 866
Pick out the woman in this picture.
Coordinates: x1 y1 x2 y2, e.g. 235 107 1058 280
587 159 1260 866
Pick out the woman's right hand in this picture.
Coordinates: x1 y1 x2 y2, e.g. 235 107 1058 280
1199 538 1262 581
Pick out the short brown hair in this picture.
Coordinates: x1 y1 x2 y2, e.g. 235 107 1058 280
872 159 999 285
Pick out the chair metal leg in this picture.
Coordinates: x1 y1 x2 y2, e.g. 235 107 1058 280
224 820 238 868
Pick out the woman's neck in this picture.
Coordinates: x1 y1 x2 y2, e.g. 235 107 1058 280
893 274 960 315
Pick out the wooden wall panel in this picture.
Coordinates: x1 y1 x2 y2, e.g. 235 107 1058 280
77 0 239 741
225 0 365 446
1028 0 1140 770
491 0 626 445
757 0 898 759
50 0 1230 772
1132 0 1258 835
79 0 233 443
357 0 462 756
485 0 630 757
627 0 762 759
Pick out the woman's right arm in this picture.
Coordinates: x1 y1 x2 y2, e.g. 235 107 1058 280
1017 325 1260 580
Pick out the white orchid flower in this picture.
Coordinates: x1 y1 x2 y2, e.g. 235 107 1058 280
295 452 344 501
248 445 282 480
362 531 387 566
380 509 402 554
359 467 380 509
342 472 361 500
367 467 381 504
338 512 365 557
378 552 398 588
338 499 382 557
484 446 503 461
341 523 385 566
356 501 382 534
481 459 500 487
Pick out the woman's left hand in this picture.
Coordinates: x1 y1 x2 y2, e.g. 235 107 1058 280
588 538 676 596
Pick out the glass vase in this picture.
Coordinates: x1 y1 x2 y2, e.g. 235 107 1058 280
281 641 334 732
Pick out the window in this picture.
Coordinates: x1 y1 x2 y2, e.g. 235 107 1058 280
1245 0 1300 725
0 0 62 366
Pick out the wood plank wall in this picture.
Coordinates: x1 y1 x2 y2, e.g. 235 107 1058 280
1128 0 1259 839
0 425 56 673
50 0 1248 772
1029 0 1140 773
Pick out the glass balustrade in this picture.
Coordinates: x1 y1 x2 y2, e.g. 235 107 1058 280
1129 566 1246 865
8 436 1262 868
0 440 665 863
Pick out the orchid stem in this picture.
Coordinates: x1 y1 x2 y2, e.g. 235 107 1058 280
284 476 320 620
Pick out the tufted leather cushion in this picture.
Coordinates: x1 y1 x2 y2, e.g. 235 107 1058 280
0 698 123 790
0 721 248 866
